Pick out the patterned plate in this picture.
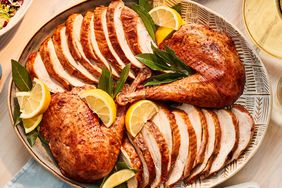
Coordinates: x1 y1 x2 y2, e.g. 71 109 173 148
8 0 271 187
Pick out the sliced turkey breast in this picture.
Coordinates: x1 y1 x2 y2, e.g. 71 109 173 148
151 104 180 174
208 109 239 176
201 110 221 176
166 109 196 187
121 6 154 54
128 133 156 186
121 7 141 55
52 24 98 84
177 104 208 167
81 11 119 79
137 18 154 53
185 109 221 183
65 14 102 77
26 52 65 93
121 137 143 188
107 1 144 72
231 105 254 161
94 6 135 79
142 122 170 187
39 37 85 90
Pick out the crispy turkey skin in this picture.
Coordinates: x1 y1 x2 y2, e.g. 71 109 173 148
40 87 125 182
117 24 246 108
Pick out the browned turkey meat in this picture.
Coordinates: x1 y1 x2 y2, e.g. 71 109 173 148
40 86 125 182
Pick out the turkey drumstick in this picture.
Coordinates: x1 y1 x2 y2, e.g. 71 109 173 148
116 24 245 108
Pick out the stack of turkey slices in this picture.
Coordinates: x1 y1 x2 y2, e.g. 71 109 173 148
26 0 153 93
121 104 254 188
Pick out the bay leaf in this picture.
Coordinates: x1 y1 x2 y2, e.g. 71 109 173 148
114 64 130 97
11 59 32 91
131 4 156 41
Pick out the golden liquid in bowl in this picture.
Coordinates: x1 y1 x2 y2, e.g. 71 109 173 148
243 0 282 59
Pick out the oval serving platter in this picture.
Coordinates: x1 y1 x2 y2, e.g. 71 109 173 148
8 0 271 187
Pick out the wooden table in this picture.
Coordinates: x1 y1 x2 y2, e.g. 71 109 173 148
0 0 281 187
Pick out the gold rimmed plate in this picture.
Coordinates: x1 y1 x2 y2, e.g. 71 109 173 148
8 0 271 187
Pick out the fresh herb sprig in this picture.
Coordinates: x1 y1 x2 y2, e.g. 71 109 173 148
138 0 152 12
171 3 182 14
98 64 131 98
11 60 39 146
136 44 194 86
130 4 156 41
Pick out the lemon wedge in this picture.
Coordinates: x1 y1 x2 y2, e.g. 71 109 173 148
102 169 135 188
156 26 174 45
16 78 51 119
16 92 31 108
125 100 158 137
79 89 117 127
23 114 43 134
149 6 184 30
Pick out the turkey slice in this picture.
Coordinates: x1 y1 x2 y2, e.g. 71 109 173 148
52 24 98 84
166 109 196 187
201 110 221 176
151 104 180 174
128 133 155 187
185 109 221 183
94 6 135 79
26 52 65 93
65 14 102 77
142 122 170 187
121 6 154 54
231 105 254 161
121 137 143 188
208 109 239 175
81 11 119 79
39 37 85 90
108 1 144 72
177 104 208 167
121 7 142 55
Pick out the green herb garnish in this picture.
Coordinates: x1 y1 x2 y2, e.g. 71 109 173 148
98 68 114 97
13 97 21 126
114 64 130 97
139 0 152 12
11 60 40 146
136 44 194 86
144 72 186 86
171 3 182 14
11 59 32 91
26 128 39 147
131 4 156 41
98 64 131 98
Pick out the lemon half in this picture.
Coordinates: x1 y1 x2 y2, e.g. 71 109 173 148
23 114 43 134
149 6 184 30
102 169 135 188
16 78 51 119
79 89 117 127
125 100 158 137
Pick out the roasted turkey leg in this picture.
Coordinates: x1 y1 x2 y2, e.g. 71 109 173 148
117 24 245 108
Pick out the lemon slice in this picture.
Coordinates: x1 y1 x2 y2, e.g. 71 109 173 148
79 89 116 127
17 78 51 119
149 6 184 30
23 114 43 134
16 92 31 108
102 169 135 188
125 100 158 137
156 26 174 45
